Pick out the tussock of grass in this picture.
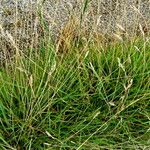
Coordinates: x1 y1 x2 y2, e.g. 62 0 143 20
0 36 150 149
0 1 150 149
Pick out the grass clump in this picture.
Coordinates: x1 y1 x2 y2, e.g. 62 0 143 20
0 37 150 149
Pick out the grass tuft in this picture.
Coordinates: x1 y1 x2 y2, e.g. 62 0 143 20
0 1 150 149
0 36 150 149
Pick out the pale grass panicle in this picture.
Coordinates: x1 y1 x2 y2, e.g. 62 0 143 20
0 0 149 57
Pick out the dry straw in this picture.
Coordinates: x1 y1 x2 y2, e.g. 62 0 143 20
0 0 149 62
